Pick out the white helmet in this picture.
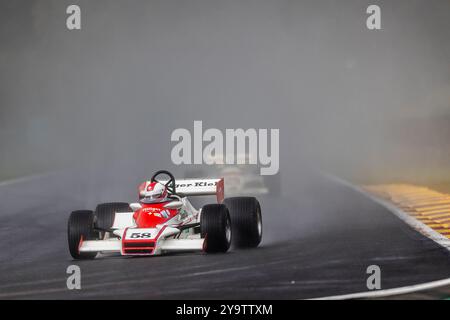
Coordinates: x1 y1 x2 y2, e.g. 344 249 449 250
143 181 167 200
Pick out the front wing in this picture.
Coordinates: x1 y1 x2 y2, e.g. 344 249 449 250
78 227 204 256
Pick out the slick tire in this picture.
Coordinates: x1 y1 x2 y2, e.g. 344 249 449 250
68 210 98 260
94 202 131 232
201 204 232 253
223 197 262 248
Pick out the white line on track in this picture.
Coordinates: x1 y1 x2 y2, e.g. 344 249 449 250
311 174 450 300
310 277 450 300
328 175 450 251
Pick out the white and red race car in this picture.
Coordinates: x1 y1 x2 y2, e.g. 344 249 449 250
68 170 262 259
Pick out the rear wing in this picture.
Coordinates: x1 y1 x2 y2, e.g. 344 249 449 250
139 178 224 203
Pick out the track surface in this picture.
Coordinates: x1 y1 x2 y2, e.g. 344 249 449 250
0 171 450 299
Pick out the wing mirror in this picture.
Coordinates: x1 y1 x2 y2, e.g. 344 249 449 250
130 203 142 211
164 201 183 209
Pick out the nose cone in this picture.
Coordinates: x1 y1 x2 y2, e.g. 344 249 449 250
134 203 175 228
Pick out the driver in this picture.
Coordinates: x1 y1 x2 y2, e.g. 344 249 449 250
141 181 168 203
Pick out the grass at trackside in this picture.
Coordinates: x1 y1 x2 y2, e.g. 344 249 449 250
0 172 34 183
0 158 66 183
0 168 50 184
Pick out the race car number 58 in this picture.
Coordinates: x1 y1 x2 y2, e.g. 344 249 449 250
126 230 155 239
130 232 152 239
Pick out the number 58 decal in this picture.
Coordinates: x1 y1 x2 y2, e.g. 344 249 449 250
130 232 152 239
126 231 155 239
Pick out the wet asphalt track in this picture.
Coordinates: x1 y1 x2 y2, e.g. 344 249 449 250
0 171 450 299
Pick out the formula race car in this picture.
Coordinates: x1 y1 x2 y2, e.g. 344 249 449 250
68 170 262 259
184 153 281 197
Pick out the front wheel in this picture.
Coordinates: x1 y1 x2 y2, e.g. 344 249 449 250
94 202 131 232
201 204 232 253
224 197 262 248
68 210 99 259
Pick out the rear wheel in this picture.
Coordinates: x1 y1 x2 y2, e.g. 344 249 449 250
94 202 131 232
224 197 262 248
67 210 98 259
201 204 232 253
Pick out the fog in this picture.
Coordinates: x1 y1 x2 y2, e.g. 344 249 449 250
1 0 450 191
